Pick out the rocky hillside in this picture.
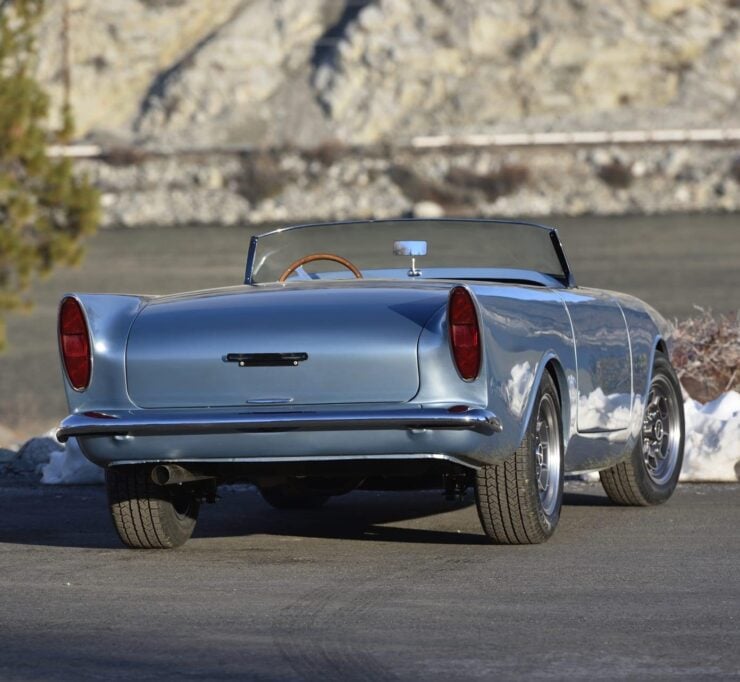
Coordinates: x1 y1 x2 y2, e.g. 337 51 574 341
37 0 740 147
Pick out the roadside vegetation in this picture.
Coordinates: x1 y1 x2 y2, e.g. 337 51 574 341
672 310 739 402
0 0 99 349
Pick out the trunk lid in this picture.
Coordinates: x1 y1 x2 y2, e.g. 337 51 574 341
125 283 447 408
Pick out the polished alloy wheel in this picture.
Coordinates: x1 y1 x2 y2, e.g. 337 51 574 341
535 392 561 516
642 374 682 485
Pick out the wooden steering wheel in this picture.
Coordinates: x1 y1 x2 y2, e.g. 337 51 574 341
278 252 363 282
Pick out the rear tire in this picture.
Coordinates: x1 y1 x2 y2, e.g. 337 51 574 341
600 351 684 506
106 465 199 549
475 372 564 544
259 480 329 510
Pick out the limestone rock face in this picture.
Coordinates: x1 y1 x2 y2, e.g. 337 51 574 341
134 0 335 146
35 0 740 146
315 0 739 142
36 0 247 135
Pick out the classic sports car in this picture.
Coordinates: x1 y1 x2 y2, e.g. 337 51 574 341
57 219 685 549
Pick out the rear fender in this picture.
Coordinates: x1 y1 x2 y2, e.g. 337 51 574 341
512 352 574 451
619 293 673 447
627 332 671 443
468 284 578 458
415 303 488 407
60 294 149 413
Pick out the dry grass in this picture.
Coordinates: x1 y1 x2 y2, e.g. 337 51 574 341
671 309 739 402
0 391 52 448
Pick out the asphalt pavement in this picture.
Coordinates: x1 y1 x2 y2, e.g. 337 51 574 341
0 481 738 680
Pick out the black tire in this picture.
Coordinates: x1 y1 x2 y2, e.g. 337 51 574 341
600 351 684 506
259 480 329 510
475 372 564 544
106 465 200 549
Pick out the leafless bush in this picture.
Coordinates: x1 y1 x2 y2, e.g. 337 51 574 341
730 156 740 183
238 152 288 204
671 309 739 402
388 165 464 208
446 164 530 201
597 160 633 188
303 139 349 166
100 146 151 167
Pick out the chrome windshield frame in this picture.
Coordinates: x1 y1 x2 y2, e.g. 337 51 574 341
243 218 575 288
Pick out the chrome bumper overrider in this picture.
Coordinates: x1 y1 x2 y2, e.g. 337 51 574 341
56 406 502 443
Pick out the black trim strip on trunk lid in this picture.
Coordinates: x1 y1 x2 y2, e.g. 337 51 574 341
224 352 308 367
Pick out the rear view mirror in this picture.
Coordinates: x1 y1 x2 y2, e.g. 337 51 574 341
394 240 427 257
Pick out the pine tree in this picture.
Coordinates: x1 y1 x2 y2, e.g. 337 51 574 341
0 0 99 350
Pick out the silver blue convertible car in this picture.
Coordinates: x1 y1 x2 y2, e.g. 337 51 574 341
57 219 685 548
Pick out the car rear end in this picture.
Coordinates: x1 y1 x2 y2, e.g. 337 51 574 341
57 282 500 471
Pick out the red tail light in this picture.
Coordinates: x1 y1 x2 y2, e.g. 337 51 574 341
59 297 91 391
449 287 480 381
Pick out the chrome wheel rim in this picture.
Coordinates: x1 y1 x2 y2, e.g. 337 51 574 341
642 374 681 485
535 393 561 516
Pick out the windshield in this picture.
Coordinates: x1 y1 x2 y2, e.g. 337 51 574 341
245 219 572 286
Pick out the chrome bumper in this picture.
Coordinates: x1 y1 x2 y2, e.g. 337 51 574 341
57 406 502 443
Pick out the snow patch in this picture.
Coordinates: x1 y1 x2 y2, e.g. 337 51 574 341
0 427 104 485
1 435 63 476
577 391 740 482
40 436 104 485
680 390 740 482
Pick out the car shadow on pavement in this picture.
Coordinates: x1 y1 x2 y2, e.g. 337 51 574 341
222 487 614 545
0 485 488 548
562 491 614 507
201 488 490 545
0 484 122 549
0 484 613 549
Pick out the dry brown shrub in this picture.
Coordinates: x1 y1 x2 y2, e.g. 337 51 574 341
731 156 740 183
597 160 633 188
388 165 465 208
670 309 739 402
302 139 348 166
238 152 288 204
101 146 151 166
446 164 530 201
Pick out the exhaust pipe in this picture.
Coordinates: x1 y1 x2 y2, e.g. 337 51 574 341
151 464 213 486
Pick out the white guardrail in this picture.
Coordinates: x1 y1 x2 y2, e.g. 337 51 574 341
411 128 740 148
47 129 740 157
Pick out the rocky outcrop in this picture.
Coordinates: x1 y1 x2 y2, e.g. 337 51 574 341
134 0 337 146
315 0 739 142
81 143 740 228
36 0 740 147
36 0 247 136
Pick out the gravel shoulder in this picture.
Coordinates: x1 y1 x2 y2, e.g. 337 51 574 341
0 482 738 680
